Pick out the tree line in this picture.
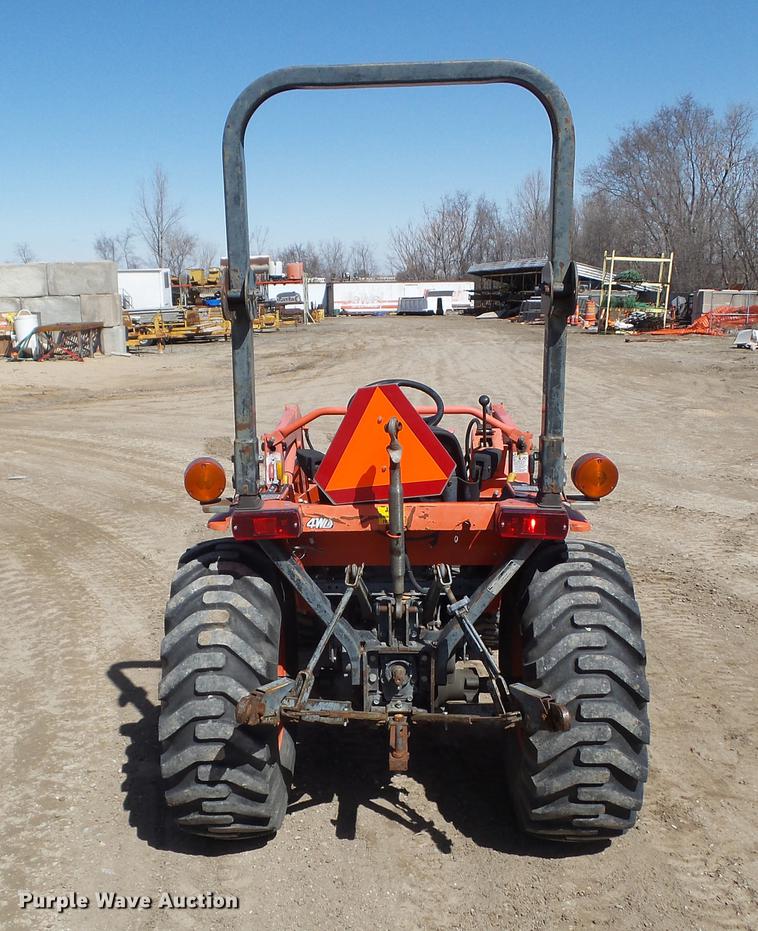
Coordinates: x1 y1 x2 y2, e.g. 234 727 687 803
275 238 378 279
85 94 755 295
581 95 756 294
92 170 380 280
93 166 214 277
391 96 757 295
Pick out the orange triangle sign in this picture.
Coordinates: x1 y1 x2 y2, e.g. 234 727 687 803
315 384 455 504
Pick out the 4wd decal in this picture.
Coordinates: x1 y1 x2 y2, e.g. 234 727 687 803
306 516 334 530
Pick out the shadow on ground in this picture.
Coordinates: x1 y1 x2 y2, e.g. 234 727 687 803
106 660 259 857
108 660 603 859
290 725 601 858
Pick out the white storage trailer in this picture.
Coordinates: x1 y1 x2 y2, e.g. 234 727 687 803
118 269 173 314
327 280 472 315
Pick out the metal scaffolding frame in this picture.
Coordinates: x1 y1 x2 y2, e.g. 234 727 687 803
600 250 674 331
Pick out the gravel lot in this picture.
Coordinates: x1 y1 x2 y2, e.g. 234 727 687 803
1 315 756 930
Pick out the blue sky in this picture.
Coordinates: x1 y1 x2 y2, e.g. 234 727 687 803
1 0 756 268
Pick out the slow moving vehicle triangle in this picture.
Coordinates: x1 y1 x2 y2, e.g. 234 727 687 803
315 384 455 504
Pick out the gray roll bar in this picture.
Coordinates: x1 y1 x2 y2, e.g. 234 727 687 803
222 60 576 507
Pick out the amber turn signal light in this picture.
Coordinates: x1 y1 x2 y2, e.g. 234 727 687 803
184 457 227 503
571 453 618 499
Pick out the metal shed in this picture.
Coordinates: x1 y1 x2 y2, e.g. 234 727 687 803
467 257 609 316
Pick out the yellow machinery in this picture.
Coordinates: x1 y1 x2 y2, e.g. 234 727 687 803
0 310 16 357
124 307 231 349
184 305 231 336
251 308 280 331
187 268 207 287
250 306 324 331
124 301 323 348
124 312 168 349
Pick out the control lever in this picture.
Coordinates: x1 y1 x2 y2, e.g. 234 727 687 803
478 394 492 447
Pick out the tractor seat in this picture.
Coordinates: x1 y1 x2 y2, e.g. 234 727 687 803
430 426 466 480
428 426 482 501
298 426 470 502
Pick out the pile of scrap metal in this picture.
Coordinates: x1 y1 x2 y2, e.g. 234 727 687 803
124 306 230 349
1 311 103 361
612 308 666 332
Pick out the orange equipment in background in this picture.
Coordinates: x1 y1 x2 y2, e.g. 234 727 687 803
584 298 597 328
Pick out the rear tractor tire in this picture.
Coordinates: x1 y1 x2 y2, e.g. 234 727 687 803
505 540 650 842
158 540 295 839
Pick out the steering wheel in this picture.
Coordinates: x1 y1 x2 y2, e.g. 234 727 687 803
350 379 445 427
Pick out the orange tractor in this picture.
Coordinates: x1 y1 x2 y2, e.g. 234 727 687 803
159 61 649 843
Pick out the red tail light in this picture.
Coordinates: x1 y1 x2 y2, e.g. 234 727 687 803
231 506 302 540
496 506 569 540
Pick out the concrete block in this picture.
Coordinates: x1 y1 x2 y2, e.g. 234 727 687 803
0 263 48 297
25 295 82 325
0 297 21 313
47 261 118 296
80 292 122 326
100 324 127 355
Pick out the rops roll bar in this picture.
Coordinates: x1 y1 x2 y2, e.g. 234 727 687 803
222 60 576 508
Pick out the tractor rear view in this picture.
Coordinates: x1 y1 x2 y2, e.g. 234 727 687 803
157 61 650 844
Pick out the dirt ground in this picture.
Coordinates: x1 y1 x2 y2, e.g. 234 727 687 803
1 315 757 930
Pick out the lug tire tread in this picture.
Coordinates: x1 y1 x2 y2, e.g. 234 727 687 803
506 540 650 842
159 541 294 839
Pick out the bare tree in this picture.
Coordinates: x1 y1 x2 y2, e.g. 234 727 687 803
722 131 758 288
279 242 323 276
574 193 648 266
583 96 758 292
391 191 508 279
318 238 347 278
165 228 198 277
94 234 118 262
277 239 350 277
193 241 217 271
94 229 140 268
134 165 183 267
14 242 37 264
391 222 428 280
349 241 376 278
507 170 550 258
249 225 270 255
731 177 758 287
117 229 140 268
